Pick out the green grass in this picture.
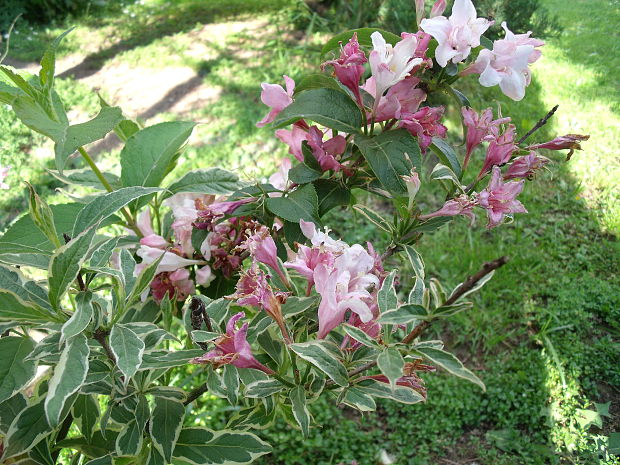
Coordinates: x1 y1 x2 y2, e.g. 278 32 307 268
0 0 618 463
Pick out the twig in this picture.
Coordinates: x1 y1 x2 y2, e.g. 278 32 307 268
93 329 116 364
0 14 21 65
184 383 209 405
517 105 559 144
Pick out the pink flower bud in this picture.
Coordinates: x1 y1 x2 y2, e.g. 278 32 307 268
526 134 589 159
430 0 447 17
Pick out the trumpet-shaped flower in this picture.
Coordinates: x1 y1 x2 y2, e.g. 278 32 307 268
420 0 492 67
479 124 518 176
369 32 424 101
419 194 478 223
503 152 549 180
527 134 589 159
150 268 195 302
322 32 367 104
461 107 511 167
135 245 201 275
256 75 295 127
399 106 448 152
190 312 274 374
462 22 543 101
268 158 292 193
364 76 427 122
478 166 527 228
275 125 308 161
307 126 347 172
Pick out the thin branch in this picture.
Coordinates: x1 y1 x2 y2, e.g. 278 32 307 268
517 105 559 145
184 384 209 405
93 329 116 364
0 14 21 65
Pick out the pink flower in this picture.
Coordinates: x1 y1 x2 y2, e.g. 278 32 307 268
136 209 169 248
462 22 543 101
526 134 589 159
307 126 347 172
268 158 292 193
399 106 448 152
430 0 447 17
369 32 424 103
0 165 10 189
478 166 527 228
164 193 214 256
364 76 427 122
402 168 421 210
196 265 215 286
299 219 347 251
461 107 511 168
275 124 308 161
479 124 518 176
420 0 493 67
284 245 335 288
135 245 201 275
419 194 477 223
150 268 195 302
244 226 290 286
503 152 549 180
322 32 367 104
191 312 274 374
256 75 295 127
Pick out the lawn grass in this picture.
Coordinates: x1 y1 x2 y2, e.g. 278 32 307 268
0 0 618 463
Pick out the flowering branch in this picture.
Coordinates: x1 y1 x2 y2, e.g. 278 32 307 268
516 105 559 144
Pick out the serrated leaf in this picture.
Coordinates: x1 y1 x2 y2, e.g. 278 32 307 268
109 324 145 383
290 341 348 386
415 347 485 391
377 270 398 314
55 107 124 173
61 291 94 342
377 347 404 389
313 179 351 215
0 264 53 311
378 304 427 324
356 129 421 196
150 396 185 463
163 168 241 199
245 379 285 398
120 121 196 189
273 88 362 133
48 223 98 310
0 336 37 404
0 290 57 323
288 162 322 184
48 168 121 190
72 394 99 442
172 428 272 465
266 183 320 224
290 386 310 438
72 187 161 236
45 333 90 426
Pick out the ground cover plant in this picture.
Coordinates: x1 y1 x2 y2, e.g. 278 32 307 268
0 0 618 464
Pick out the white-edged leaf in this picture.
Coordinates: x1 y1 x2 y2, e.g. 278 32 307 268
290 340 348 387
448 270 496 302
415 347 485 391
0 336 37 404
150 396 185 463
61 291 94 342
353 205 393 233
109 324 144 383
356 378 424 404
45 333 90 426
0 290 57 323
290 386 310 438
245 379 285 398
378 304 427 325
115 419 143 456
377 270 398 313
376 347 404 389
408 276 425 305
72 394 99 442
342 386 376 412
401 245 424 279
0 264 52 311
342 324 380 348
172 427 272 465
2 398 51 459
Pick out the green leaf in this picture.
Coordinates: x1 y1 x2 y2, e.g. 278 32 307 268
72 187 161 236
116 419 143 457
139 349 204 370
110 324 145 383
342 324 380 348
321 28 401 55
273 88 362 133
377 270 398 313
290 341 348 387
2 398 51 460
401 244 425 279
429 138 462 179
27 183 60 248
288 162 322 184
313 179 351 216
266 183 320 224
163 168 241 199
39 28 73 91
415 347 485 391
245 379 285 398
72 394 99 442
281 296 319 318
0 290 58 323
356 129 421 196
377 347 404 389
293 74 349 96
45 333 90 426
48 168 121 190
433 301 473 317
47 223 98 310
0 264 52 311
353 204 393 233
125 253 164 307
411 216 452 233
448 270 496 302
356 378 424 404
0 393 27 435
290 386 310 438
0 336 37 404
55 107 124 173
222 365 240 405
61 291 94 342
120 121 196 189
378 303 427 324
172 428 272 465
150 396 185 463
0 203 84 255
342 386 376 412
